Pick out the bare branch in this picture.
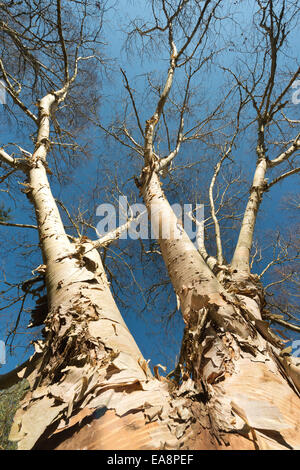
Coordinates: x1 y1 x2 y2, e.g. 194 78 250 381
92 211 145 250
120 68 144 137
0 147 29 171
269 134 300 167
0 221 37 229
267 167 300 188
0 58 38 123
209 152 228 265
56 0 69 83
263 313 300 334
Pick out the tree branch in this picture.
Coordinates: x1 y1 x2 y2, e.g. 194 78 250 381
120 68 144 137
269 134 300 167
267 167 300 189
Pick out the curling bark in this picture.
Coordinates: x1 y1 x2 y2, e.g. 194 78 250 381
132 4 300 445
1 92 179 451
138 165 300 450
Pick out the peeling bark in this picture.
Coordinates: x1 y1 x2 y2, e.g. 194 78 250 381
7 158 300 450
137 169 300 451
2 6 300 447
2 91 181 450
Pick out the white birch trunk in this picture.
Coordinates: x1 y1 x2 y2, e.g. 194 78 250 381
138 170 300 450
231 158 268 273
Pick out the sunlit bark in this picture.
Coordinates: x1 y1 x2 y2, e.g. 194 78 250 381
1 0 300 451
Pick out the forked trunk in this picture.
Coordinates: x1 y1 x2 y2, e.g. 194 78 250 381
140 172 300 450
2 168 300 450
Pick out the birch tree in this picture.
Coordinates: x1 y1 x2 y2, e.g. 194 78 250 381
0 0 300 451
0 0 157 451
99 0 300 450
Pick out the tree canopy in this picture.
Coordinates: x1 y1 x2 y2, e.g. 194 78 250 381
0 0 299 451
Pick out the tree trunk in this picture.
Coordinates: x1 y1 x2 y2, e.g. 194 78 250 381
138 171 300 450
1 152 299 451
1 164 300 451
3 154 178 450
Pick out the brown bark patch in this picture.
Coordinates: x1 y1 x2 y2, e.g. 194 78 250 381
40 409 167 450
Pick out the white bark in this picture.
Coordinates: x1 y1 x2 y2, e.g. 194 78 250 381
6 89 163 450
231 158 268 272
139 171 300 451
209 155 226 265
